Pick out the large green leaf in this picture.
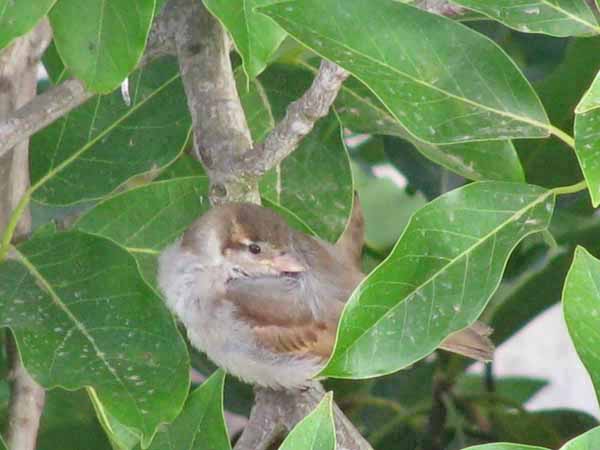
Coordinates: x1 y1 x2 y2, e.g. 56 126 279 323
563 246 600 403
49 0 155 92
575 70 600 207
451 1 600 37
327 71 525 183
455 374 548 404
247 64 353 242
321 182 555 378
204 0 286 79
561 426 600 450
37 389 112 450
147 370 230 450
278 392 335 450
0 0 56 50
260 0 550 144
75 177 210 287
30 57 191 206
517 37 600 187
0 231 189 446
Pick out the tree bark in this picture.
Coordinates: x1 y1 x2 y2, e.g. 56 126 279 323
0 19 52 450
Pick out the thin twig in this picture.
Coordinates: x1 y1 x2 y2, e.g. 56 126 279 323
236 60 349 179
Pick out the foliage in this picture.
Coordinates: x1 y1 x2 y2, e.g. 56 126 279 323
1 0 600 449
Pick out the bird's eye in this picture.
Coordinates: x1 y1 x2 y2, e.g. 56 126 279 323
248 243 261 254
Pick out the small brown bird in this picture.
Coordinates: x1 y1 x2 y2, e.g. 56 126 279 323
158 200 493 389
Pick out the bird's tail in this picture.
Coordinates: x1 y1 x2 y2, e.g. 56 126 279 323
438 321 494 361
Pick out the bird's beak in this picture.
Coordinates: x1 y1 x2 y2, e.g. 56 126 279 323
268 253 306 273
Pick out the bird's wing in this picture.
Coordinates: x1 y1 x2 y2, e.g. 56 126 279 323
334 192 365 269
438 321 494 361
225 276 341 359
252 322 337 359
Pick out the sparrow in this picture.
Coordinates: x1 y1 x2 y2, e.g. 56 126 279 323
157 200 493 390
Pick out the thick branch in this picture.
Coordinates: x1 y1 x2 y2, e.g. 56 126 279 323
237 60 348 179
0 4 178 159
234 383 373 450
170 1 371 448
172 0 256 203
1 19 52 450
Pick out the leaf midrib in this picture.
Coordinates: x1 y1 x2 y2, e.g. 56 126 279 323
332 187 553 362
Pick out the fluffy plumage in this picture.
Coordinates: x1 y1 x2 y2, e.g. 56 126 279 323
158 201 493 389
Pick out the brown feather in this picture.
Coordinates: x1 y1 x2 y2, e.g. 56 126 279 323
253 321 337 359
438 321 494 361
335 192 365 269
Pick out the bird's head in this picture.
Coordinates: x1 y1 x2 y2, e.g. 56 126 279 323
181 203 307 279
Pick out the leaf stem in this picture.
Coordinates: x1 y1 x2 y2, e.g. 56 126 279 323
549 125 575 149
0 190 32 262
551 180 588 196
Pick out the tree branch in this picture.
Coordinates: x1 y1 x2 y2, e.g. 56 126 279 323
169 1 372 448
234 383 373 450
235 60 349 179
0 3 178 159
172 0 256 203
1 19 52 450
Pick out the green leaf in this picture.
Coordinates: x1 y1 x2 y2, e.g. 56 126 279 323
461 445 547 450
325 70 525 183
490 246 572 345
563 246 600 404
260 115 353 242
147 370 231 450
537 410 599 445
278 392 335 450
91 401 141 450
384 137 464 200
575 70 600 206
235 68 274 142
450 1 600 37
0 231 189 446
351 160 427 251
204 0 286 79
38 389 112 450
252 64 353 242
517 37 599 188
49 0 155 92
30 57 191 206
76 177 209 252
260 0 550 144
321 181 555 378
75 177 210 287
0 0 56 50
455 374 548 404
156 154 205 181
0 435 6 450
43 40 68 84
561 425 600 449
